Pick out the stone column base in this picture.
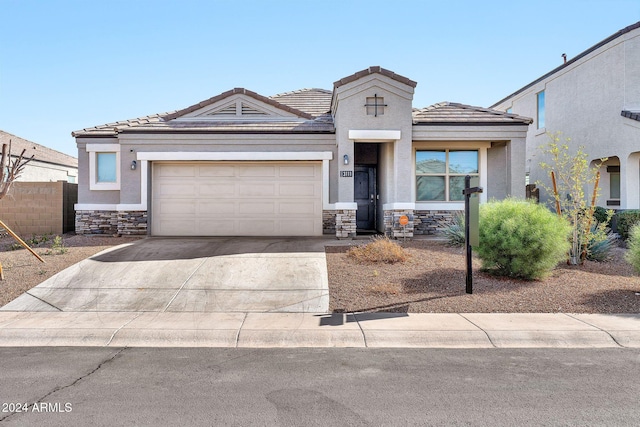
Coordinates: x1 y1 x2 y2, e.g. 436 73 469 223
335 209 356 239
384 209 414 239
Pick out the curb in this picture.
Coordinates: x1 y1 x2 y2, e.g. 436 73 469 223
0 312 639 348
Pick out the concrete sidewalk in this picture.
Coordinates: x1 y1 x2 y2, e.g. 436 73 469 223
0 311 638 348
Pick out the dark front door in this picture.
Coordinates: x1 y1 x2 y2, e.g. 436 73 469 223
354 166 376 230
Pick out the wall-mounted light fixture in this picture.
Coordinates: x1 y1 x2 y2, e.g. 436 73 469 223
343 154 349 165
131 160 137 170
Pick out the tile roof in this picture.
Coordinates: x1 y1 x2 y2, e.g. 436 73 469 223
412 102 533 125
92 115 336 134
270 88 332 117
73 88 330 137
162 88 314 121
491 21 640 108
621 110 640 122
72 113 173 137
0 130 78 168
334 66 417 89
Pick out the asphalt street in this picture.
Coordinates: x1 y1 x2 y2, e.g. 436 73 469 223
1 348 639 426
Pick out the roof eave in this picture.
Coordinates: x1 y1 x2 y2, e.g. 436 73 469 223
413 121 532 126
490 21 640 108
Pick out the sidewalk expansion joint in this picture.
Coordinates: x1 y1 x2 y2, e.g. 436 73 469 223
565 314 625 348
235 312 248 348
106 312 143 346
352 313 369 348
458 314 497 348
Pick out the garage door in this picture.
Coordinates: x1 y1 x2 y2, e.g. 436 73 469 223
151 162 323 236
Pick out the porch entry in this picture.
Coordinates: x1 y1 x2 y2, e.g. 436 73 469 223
354 165 377 231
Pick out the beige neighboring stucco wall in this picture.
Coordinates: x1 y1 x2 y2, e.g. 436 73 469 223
0 182 66 236
493 26 640 208
16 160 77 183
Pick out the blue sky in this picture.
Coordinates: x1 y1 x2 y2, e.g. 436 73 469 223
1 0 638 156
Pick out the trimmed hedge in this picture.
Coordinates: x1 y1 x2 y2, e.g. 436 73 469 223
477 199 571 280
616 210 640 240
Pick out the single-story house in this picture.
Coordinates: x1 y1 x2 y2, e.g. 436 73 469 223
73 66 531 238
0 130 78 183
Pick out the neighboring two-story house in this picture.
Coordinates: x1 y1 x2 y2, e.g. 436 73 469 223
73 66 531 238
492 22 640 210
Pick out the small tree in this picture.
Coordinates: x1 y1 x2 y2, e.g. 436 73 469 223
0 140 34 199
0 140 39 280
538 132 612 265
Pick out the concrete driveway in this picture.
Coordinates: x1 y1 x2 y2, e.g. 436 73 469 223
1 238 331 313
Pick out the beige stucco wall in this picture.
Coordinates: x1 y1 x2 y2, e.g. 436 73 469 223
332 74 415 205
412 126 529 203
77 134 337 207
493 26 640 208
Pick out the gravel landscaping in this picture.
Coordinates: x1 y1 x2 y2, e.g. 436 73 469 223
2 234 640 314
326 239 640 314
0 233 142 307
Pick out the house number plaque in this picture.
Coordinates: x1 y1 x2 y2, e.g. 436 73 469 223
340 171 353 177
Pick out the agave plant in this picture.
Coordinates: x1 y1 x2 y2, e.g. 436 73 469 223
441 212 465 247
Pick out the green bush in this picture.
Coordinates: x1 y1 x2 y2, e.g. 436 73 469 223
441 212 465 247
477 199 571 280
616 210 640 240
624 224 640 273
593 206 610 225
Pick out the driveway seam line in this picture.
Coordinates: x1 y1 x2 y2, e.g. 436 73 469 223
25 291 63 311
458 314 497 348
235 312 248 348
162 257 209 312
564 314 624 348
106 312 143 346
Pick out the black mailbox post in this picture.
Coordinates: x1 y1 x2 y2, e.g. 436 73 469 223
463 175 483 294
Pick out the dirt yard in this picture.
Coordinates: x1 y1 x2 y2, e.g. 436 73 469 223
0 233 142 307
326 240 640 314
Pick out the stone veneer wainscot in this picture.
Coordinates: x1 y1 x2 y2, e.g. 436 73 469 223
76 210 148 236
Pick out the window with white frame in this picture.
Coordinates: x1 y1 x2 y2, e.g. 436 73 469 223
416 150 478 202
87 144 121 190
537 90 545 129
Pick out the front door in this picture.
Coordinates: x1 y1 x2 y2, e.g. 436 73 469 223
354 166 376 230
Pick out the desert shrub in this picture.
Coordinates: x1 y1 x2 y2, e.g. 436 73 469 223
347 235 408 264
45 235 68 255
616 210 640 240
441 212 465 247
625 224 640 273
476 199 571 280
538 134 605 264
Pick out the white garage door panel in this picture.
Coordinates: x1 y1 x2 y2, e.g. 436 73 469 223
152 162 322 236
158 200 196 215
158 165 196 177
